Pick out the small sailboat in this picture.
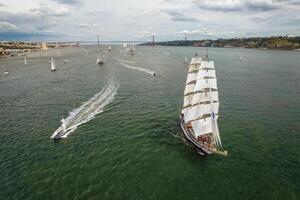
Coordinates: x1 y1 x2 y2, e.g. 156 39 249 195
24 57 27 65
128 45 135 55
108 46 112 51
51 58 56 71
64 59 69 63
180 53 227 156
96 56 104 65
3 66 9 75
184 56 188 63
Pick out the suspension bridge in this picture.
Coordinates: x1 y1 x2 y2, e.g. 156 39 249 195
46 34 156 46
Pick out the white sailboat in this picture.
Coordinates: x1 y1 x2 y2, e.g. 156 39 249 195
51 58 56 71
184 57 188 63
180 54 227 156
108 46 112 51
126 44 135 55
24 57 27 65
96 56 104 65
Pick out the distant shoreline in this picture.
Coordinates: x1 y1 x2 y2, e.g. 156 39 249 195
140 36 300 51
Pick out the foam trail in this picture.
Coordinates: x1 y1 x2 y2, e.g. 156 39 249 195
51 81 119 139
119 59 136 64
120 62 156 76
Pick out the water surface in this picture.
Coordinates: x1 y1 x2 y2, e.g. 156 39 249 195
0 46 299 200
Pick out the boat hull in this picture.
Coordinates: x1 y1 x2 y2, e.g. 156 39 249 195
180 115 212 156
50 126 76 140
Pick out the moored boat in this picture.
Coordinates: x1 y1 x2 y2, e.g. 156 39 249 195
180 54 227 156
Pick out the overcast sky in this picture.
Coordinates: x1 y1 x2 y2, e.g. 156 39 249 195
0 0 300 41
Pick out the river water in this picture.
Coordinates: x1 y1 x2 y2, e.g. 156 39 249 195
0 46 299 200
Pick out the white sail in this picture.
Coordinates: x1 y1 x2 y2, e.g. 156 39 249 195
24 57 27 65
190 57 201 65
182 102 219 122
184 92 218 108
186 72 197 84
199 61 214 69
208 88 222 148
184 84 195 95
194 79 217 92
51 58 56 71
208 61 215 69
197 69 216 79
192 91 218 105
183 94 193 107
191 117 213 137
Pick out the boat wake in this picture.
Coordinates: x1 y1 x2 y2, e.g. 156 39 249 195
51 81 119 139
120 62 156 76
119 59 136 64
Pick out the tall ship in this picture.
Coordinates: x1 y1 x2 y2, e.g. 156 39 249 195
180 54 227 156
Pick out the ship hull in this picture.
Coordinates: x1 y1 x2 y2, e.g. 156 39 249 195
180 115 212 156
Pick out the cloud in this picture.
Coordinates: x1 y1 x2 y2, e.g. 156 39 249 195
0 21 18 31
192 0 282 12
174 29 203 35
193 0 242 12
274 0 300 5
245 1 279 11
0 31 61 41
162 9 200 22
135 30 152 38
51 0 81 5
0 9 66 40
0 0 300 41
79 23 98 28
30 4 69 17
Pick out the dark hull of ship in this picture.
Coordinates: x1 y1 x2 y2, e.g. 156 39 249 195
180 115 212 156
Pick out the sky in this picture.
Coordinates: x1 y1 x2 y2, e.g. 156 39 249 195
0 0 300 42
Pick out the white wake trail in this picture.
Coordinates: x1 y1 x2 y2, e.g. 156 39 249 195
118 59 136 64
120 62 156 76
51 81 119 139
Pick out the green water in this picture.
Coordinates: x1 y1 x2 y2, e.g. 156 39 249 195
0 46 299 200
